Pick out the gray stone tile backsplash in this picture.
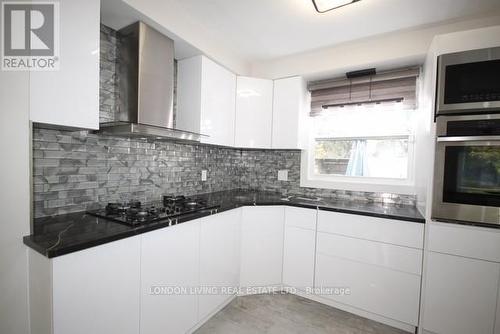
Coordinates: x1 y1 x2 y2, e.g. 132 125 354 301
33 129 416 218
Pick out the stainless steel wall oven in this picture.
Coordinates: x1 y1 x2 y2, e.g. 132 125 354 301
433 114 500 225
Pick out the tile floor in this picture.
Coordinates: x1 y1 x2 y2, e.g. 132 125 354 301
194 293 410 334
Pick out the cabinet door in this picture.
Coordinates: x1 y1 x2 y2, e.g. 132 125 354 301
283 226 316 290
422 251 500 334
200 57 236 146
272 76 308 149
240 206 284 288
140 222 200 334
30 0 100 129
199 209 241 320
235 77 273 148
52 236 141 334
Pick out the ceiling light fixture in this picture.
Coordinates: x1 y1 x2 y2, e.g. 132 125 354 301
311 0 360 13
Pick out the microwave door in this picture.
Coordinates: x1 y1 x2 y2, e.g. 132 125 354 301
437 47 500 115
433 137 500 225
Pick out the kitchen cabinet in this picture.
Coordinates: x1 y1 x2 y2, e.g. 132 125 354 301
240 206 284 289
272 76 309 149
198 209 241 321
421 221 500 334
282 207 317 290
422 252 500 334
234 76 274 148
140 221 200 334
177 55 236 146
29 0 100 130
29 236 141 334
314 211 423 329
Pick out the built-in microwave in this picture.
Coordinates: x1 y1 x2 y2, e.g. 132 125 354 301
436 46 500 116
432 114 500 225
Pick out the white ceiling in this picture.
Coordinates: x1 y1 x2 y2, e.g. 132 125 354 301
159 0 500 61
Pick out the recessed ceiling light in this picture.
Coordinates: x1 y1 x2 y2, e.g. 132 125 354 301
311 0 360 13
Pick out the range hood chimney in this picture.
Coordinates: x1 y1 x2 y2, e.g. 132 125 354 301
98 22 204 142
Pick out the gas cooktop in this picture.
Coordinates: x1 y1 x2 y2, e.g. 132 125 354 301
87 195 219 226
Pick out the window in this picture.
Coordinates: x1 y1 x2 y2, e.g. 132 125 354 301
312 104 413 179
302 67 419 193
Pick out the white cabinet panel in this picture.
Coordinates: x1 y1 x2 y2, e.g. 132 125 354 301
200 57 236 146
140 222 200 334
315 253 421 326
199 209 241 320
317 211 424 249
283 226 316 290
30 0 100 129
284 206 316 230
177 56 236 147
235 77 273 148
240 206 284 288
428 222 500 262
176 56 202 133
272 76 309 149
317 232 422 275
52 237 141 334
422 251 500 334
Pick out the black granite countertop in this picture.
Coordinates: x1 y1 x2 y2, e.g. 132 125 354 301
24 189 425 258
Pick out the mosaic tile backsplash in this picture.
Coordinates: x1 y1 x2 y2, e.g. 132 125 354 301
33 129 416 218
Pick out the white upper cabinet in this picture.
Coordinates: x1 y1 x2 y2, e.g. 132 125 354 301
234 76 274 148
29 0 100 130
272 76 310 149
177 55 236 146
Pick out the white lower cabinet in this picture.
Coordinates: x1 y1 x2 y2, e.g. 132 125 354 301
198 209 241 321
29 236 142 334
29 206 430 334
314 211 423 329
421 222 500 334
140 222 201 334
240 206 285 289
282 207 317 290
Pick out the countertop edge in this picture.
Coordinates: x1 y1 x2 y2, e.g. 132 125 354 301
24 201 425 258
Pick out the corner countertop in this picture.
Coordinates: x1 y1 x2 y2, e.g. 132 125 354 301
24 189 424 258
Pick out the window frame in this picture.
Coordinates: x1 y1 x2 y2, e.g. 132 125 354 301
300 114 417 195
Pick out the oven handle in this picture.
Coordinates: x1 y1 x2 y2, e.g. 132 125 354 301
437 135 500 142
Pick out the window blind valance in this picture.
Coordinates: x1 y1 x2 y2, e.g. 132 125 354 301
308 67 420 117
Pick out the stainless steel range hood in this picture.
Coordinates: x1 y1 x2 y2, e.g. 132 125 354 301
98 21 204 142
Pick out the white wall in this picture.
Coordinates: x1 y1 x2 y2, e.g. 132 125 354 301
251 13 500 80
0 71 31 332
415 25 500 218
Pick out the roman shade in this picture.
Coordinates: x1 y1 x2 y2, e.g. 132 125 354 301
308 67 420 116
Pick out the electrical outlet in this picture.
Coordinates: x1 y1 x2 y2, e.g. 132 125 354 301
278 170 288 181
201 170 207 181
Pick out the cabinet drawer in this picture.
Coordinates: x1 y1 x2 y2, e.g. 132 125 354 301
284 206 316 230
315 254 420 326
318 211 424 249
427 222 500 262
317 232 422 275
